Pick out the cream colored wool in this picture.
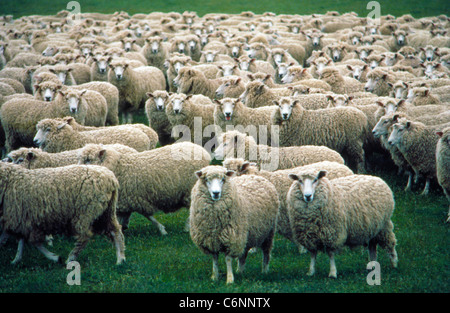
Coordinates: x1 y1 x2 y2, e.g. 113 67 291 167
164 54 194 92
189 165 279 284
0 90 88 152
287 170 398 278
0 162 125 265
215 76 246 99
436 127 450 222
223 158 353 242
215 130 344 171
145 90 174 146
319 67 364 94
272 98 368 173
173 67 223 99
364 68 397 96
77 142 211 233
34 118 152 153
239 80 291 108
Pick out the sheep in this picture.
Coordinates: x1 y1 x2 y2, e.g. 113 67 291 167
77 142 211 234
165 93 219 147
234 55 275 77
318 67 364 94
222 158 353 244
141 36 170 71
200 50 235 64
239 80 291 108
436 127 450 222
388 119 447 195
376 99 449 119
90 55 112 82
189 165 279 284
173 66 223 99
108 58 166 123
0 162 126 265
145 90 174 146
0 89 88 152
213 130 345 171
364 68 396 96
389 80 409 99
272 97 368 173
215 76 245 99
408 86 441 106
246 42 271 61
33 118 153 153
6 144 138 169
287 169 398 278
345 64 370 82
213 98 279 144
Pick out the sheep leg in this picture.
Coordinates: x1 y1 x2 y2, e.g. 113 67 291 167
328 251 337 279
261 230 275 274
237 248 250 273
66 235 91 264
110 230 126 265
0 231 9 246
117 212 132 230
225 255 234 284
143 213 168 235
211 253 219 281
35 243 61 263
307 250 317 276
11 239 24 265
368 239 377 262
377 221 398 268
404 171 413 192
421 179 430 196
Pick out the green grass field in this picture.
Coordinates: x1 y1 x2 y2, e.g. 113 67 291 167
0 0 449 294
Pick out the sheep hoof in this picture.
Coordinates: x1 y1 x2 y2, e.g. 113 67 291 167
328 272 337 279
307 270 315 277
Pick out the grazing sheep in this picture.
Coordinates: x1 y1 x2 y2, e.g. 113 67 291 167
214 130 344 171
223 158 353 244
108 58 166 123
145 90 174 146
165 93 218 147
272 97 368 173
287 170 398 278
190 165 279 284
78 142 211 234
0 90 88 152
436 127 450 222
33 118 153 153
0 162 126 265
388 119 446 195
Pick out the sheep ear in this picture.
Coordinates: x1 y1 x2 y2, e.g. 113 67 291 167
288 173 299 181
397 99 405 107
195 170 203 179
387 82 393 88
317 170 327 180
146 92 154 98
57 122 67 130
225 170 235 177
405 121 411 128
186 94 193 100
98 149 107 161
436 131 443 138
26 151 35 161
346 65 353 71
326 95 334 102
273 100 279 106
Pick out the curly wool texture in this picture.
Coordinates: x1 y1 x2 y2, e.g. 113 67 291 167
77 142 211 226
319 67 364 94
287 173 397 259
189 166 279 258
0 162 124 263
272 103 367 172
240 80 291 108
223 158 353 241
6 144 137 169
175 67 223 99
0 93 88 151
36 118 152 153
436 127 450 216
217 130 345 171
144 90 173 146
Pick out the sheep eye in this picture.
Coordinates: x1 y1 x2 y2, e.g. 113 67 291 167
46 128 51 132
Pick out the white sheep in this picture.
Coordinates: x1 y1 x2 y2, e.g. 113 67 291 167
436 127 450 222
287 169 398 278
189 165 279 284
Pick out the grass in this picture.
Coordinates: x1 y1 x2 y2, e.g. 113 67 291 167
0 0 449 295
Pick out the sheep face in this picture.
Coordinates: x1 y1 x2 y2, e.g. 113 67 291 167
213 131 247 160
307 33 323 47
392 82 408 99
393 31 407 46
195 167 234 201
356 47 373 60
34 120 65 147
288 170 327 203
276 62 290 79
229 42 243 57
148 92 169 111
383 53 398 66
313 57 332 75
274 97 296 121
422 46 438 62
271 49 287 65
188 38 198 51
121 38 136 52
42 46 58 56
327 95 350 107
94 56 111 74
364 72 386 92
49 68 71 84
150 39 161 54
215 98 236 121
215 78 240 98
218 64 238 77
38 82 62 102
66 90 86 114
347 65 367 81
372 114 401 138
388 120 411 146
328 45 343 62
169 94 190 115
109 62 129 80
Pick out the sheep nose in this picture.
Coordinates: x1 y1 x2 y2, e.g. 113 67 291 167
33 139 39 146
354 75 360 80
212 192 221 200
156 105 163 110
45 96 51 101
174 109 180 114
283 113 288 119
304 194 312 202
334 56 338 61
179 49 184 53
388 141 393 145
427 57 432 61
71 108 77 113
116 74 122 80
100 68 106 73
364 87 369 91
152 49 158 54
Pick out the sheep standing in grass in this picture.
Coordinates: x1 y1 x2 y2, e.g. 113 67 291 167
0 162 126 265
388 119 442 195
108 59 166 123
272 97 368 173
190 165 279 284
77 142 211 234
287 169 398 278
436 127 450 222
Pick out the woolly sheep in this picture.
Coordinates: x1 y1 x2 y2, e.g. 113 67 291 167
364 68 396 96
0 90 88 152
222 158 353 243
33 118 153 153
145 90 174 146
141 36 170 71
189 165 279 284
213 130 345 171
0 162 126 265
287 170 398 278
436 127 450 222
108 58 166 123
318 67 364 94
77 142 211 234
173 66 223 99
215 76 245 99
239 80 291 108
272 97 368 173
